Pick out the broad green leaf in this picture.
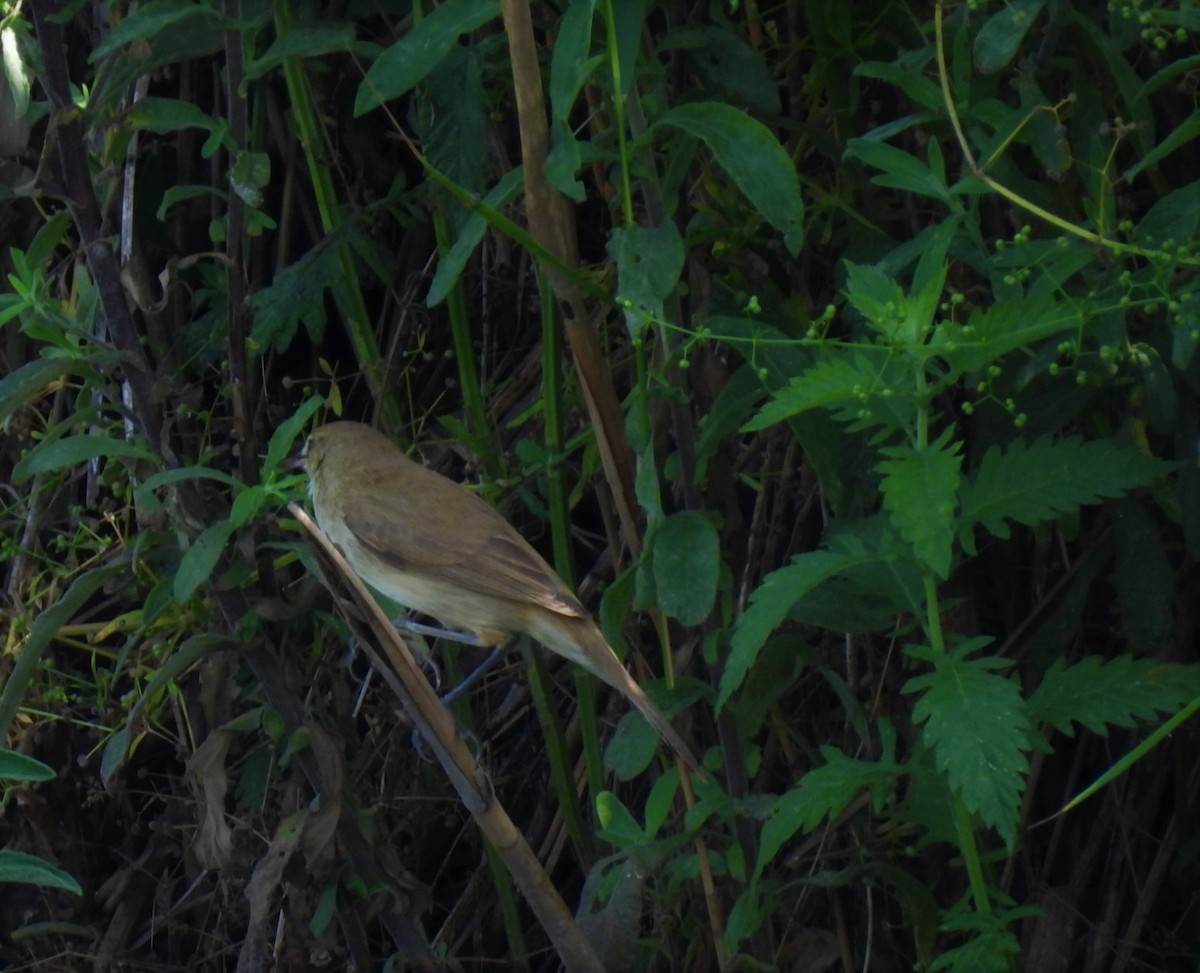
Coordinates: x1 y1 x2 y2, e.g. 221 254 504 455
1029 656 1199 738
549 0 598 119
755 749 893 879
654 103 804 255
230 150 270 207
650 511 719 626
174 520 237 603
658 27 780 115
721 551 862 709
609 221 685 335
0 358 93 426
974 0 1047 74
246 26 360 81
355 0 500 115
958 436 1176 548
12 435 158 484
878 432 962 580
0 850 82 895
905 640 1031 847
91 0 220 61
609 0 647 100
127 96 222 136
419 47 489 208
2 26 30 118
0 749 56 783
595 790 645 846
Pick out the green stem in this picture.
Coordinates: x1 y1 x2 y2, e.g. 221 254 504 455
274 6 401 429
433 212 498 471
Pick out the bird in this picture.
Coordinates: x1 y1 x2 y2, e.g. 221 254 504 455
300 420 701 773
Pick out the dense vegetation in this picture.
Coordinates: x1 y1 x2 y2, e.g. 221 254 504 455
3 0 1199 970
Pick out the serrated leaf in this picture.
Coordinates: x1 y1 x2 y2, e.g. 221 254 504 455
1029 656 1198 738
755 749 892 879
654 103 804 255
249 231 353 350
879 432 962 579
742 352 913 433
721 552 863 710
930 295 1078 378
959 436 1176 543
905 643 1031 846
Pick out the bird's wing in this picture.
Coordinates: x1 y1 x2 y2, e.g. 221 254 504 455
342 463 587 620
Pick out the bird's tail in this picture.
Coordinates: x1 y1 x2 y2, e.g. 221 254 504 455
567 620 703 774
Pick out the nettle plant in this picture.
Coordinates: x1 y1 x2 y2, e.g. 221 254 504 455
703 205 1200 960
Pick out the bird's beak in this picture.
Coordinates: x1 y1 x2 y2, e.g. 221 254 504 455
283 442 308 472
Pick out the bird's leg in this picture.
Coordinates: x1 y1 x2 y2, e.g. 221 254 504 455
440 647 507 704
391 617 487 647
389 616 505 704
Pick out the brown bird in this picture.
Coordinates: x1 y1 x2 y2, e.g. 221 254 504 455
301 421 701 772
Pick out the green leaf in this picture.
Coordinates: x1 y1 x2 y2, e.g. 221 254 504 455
721 551 864 709
658 27 780 115
879 432 962 580
0 850 82 895
0 749 56 783
91 0 221 61
1029 656 1199 738
654 103 804 255
249 230 352 351
845 260 945 344
742 351 915 433
609 220 685 335
930 294 1079 378
1112 501 1174 647
973 0 1047 74
650 511 720 626
354 0 500 115
174 520 237 603
428 168 525 306
12 435 158 484
595 791 645 847
127 96 222 136
549 0 599 121
755 749 893 879
905 640 1032 847
0 566 123 741
959 437 1176 546
0 358 92 426
246 25 360 81
265 397 326 473
419 46 489 207
844 138 952 204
